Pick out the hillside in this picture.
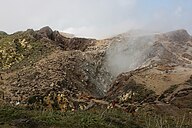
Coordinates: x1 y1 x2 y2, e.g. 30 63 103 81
0 27 192 127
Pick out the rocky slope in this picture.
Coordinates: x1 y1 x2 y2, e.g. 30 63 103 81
105 29 192 76
105 29 192 116
0 26 112 111
0 27 192 116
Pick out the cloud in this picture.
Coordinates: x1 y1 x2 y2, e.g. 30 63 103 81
0 0 191 38
63 19 143 39
141 3 192 34
174 6 183 16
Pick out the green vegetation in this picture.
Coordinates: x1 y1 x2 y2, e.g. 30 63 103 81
0 31 7 40
140 113 192 128
0 30 53 71
0 105 141 128
120 79 157 103
0 105 191 128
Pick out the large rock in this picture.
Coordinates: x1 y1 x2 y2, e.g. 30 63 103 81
37 26 53 39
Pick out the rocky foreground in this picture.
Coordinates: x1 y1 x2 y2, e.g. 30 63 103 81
0 27 192 126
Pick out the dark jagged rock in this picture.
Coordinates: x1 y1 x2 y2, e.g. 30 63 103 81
36 27 96 51
37 26 53 39
52 31 96 51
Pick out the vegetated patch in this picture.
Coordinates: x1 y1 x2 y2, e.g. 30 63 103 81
1 105 192 128
138 111 192 128
108 78 157 104
158 84 179 102
0 105 144 128
123 80 157 103
0 31 7 40
0 30 54 71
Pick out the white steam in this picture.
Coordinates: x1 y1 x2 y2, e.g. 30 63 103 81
105 32 155 76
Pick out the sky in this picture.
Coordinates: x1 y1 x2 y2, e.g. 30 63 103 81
0 0 192 39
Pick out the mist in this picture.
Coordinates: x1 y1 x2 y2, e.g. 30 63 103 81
104 32 155 76
0 0 192 39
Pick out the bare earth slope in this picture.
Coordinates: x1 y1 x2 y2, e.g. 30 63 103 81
0 27 192 116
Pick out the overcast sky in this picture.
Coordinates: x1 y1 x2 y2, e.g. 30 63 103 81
0 0 192 39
